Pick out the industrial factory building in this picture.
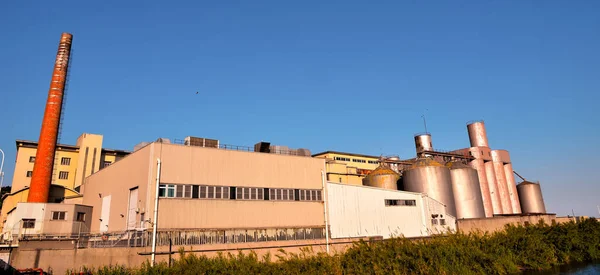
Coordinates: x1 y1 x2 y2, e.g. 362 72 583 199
0 134 130 231
0 32 550 272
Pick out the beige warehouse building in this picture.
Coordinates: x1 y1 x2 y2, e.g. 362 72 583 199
82 141 328 236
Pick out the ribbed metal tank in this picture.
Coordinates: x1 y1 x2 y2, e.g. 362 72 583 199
362 164 400 190
446 162 485 219
517 181 547 214
403 158 456 217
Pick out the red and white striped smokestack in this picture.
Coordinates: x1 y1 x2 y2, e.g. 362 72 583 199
28 33 73 203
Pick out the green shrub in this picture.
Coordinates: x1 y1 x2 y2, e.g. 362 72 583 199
67 219 600 275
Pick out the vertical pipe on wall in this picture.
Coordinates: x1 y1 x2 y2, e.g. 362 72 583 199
151 158 161 267
28 33 73 203
321 170 330 254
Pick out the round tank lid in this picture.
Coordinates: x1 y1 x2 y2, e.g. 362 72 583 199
445 161 472 170
517 180 540 186
367 164 399 177
409 158 444 169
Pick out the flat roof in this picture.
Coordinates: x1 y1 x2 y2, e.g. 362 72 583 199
16 139 131 154
312 150 380 159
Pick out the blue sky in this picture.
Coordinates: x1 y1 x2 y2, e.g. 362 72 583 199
1 1 599 217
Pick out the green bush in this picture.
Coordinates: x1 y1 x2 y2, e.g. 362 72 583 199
67 218 600 275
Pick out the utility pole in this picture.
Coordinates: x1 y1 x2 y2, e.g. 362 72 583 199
421 115 428 133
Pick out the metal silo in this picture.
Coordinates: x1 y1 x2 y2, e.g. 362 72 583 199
414 133 433 157
403 158 456 217
517 181 547 214
446 162 485 219
484 161 503 215
491 150 512 214
467 120 489 147
362 164 400 190
470 158 494 217
504 163 522 214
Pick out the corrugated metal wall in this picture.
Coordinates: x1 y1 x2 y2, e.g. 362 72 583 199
326 183 455 239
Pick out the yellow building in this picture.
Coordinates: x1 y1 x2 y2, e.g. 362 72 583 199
0 133 129 229
312 151 381 185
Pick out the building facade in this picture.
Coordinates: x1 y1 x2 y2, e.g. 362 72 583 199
82 142 327 235
312 151 381 185
0 133 129 230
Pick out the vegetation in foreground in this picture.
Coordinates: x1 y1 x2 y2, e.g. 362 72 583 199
68 219 600 275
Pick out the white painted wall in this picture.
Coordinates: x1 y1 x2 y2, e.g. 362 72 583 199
5 203 46 236
326 182 455 239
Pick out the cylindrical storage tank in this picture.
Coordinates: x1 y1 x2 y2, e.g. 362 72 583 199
517 181 546 214
414 133 433 157
362 164 400 190
491 150 512 214
403 158 456 217
470 158 494 217
504 163 521 214
484 161 503 215
467 121 489 148
446 162 485 219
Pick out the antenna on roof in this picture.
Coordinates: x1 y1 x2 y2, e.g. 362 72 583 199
421 109 429 133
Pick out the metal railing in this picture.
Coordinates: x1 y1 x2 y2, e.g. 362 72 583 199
169 139 309 156
1 224 326 248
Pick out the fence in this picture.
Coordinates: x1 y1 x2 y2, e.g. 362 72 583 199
1 225 326 249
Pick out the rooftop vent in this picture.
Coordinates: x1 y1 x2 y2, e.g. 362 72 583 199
185 136 219 148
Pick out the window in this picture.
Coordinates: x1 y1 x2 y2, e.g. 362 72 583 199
385 199 417 206
158 184 176 198
367 160 379 164
26 171 33 177
58 171 69 180
29 156 35 163
298 189 322 201
22 219 35 228
76 212 86 222
432 219 438 225
352 159 366 163
440 219 446 226
237 187 264 200
103 161 112 168
52 211 66 220
334 157 351 162
61 157 71 165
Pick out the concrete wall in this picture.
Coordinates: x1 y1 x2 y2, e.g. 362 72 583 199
456 214 557 234
83 145 153 233
326 182 455 239
9 237 363 275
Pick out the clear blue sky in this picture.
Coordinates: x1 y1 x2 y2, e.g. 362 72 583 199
1 1 599 217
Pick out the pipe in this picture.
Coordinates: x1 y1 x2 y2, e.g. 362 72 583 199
28 33 73 203
151 158 161 267
321 170 330 254
513 170 526 182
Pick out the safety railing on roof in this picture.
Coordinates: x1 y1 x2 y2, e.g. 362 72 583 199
169 139 309 156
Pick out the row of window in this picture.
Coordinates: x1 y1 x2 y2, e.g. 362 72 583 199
333 156 379 165
26 171 70 179
159 184 323 202
384 199 417 207
21 212 86 229
29 156 71 165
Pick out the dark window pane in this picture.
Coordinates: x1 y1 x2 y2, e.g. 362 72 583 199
192 185 199 199
264 188 270 200
200 186 207 198
216 186 222 199
208 186 215 199
230 187 236 200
